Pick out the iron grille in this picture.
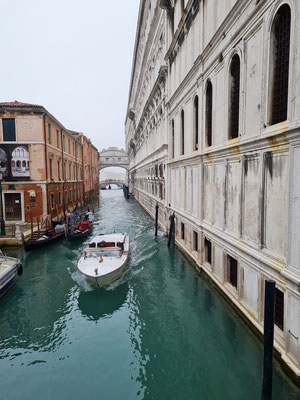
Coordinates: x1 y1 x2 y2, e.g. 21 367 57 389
228 255 238 288
206 82 212 147
274 288 284 330
271 5 291 125
194 96 199 150
229 55 240 139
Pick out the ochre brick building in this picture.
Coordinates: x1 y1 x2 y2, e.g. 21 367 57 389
0 101 99 223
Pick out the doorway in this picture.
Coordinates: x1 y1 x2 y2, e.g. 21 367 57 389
4 193 22 221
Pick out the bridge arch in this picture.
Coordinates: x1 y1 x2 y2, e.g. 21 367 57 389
99 147 129 170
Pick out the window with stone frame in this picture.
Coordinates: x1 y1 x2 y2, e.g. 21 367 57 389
205 81 213 147
181 110 185 155
193 231 198 252
229 54 241 139
194 95 199 150
270 4 291 125
58 191 62 206
181 222 185 240
204 237 212 264
171 119 175 158
274 287 284 330
227 254 238 289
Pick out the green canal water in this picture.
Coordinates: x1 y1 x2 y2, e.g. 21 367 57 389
0 190 299 400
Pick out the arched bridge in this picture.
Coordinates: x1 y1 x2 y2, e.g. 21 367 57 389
99 147 129 170
100 179 125 189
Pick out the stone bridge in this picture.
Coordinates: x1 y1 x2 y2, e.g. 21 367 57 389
99 147 129 170
100 179 125 189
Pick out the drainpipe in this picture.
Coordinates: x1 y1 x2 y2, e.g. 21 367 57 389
43 114 49 216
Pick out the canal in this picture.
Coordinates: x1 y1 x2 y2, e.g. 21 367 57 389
0 190 299 400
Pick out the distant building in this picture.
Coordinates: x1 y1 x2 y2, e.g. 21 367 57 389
70 131 99 201
0 101 99 223
125 0 300 380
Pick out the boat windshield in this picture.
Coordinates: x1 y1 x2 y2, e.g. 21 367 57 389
85 250 122 258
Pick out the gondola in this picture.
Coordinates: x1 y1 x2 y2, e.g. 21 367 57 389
24 229 65 251
65 220 93 241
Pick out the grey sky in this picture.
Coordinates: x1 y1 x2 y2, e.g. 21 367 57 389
0 0 140 153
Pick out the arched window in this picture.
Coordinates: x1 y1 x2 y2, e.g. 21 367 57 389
16 160 21 168
271 4 291 125
205 81 213 147
194 96 199 150
181 110 185 155
171 119 175 158
22 160 26 167
229 54 241 139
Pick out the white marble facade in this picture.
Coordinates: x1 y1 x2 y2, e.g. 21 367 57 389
125 0 300 380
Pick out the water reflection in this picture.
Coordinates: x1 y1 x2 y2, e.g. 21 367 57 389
77 283 128 321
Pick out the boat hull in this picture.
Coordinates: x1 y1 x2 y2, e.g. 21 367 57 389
24 232 64 251
0 274 18 298
65 225 93 241
86 263 127 287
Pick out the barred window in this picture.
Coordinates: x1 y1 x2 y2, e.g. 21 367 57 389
194 95 199 150
205 81 212 147
229 54 240 139
171 119 175 158
227 254 238 289
181 222 185 240
204 238 212 264
274 287 284 330
181 110 185 155
271 5 291 125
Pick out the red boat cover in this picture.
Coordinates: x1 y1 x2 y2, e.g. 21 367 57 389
78 221 91 232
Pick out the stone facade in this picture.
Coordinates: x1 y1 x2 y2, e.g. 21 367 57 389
0 102 99 223
125 0 300 380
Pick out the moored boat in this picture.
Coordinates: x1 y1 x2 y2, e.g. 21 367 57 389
65 220 93 241
24 226 65 251
0 252 23 298
77 233 129 287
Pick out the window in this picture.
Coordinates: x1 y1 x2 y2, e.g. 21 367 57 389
62 135 65 151
50 193 54 209
181 110 184 155
229 54 241 139
73 165 75 180
69 163 71 180
70 189 72 202
2 119 16 141
271 4 291 125
193 231 198 252
171 119 175 158
73 142 75 155
57 130 60 148
181 0 185 14
68 139 70 154
58 191 62 206
181 222 185 240
63 162 67 180
227 255 238 288
204 238 212 264
48 124 51 144
205 81 212 147
274 287 284 330
58 161 61 180
194 96 199 150
65 190 68 203
49 158 53 180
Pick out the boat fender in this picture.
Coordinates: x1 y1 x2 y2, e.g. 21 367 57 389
100 241 106 247
18 264 23 276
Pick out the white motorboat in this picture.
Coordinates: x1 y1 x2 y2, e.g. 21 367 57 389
77 233 129 287
0 252 23 298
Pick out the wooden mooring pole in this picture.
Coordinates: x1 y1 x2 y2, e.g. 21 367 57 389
262 280 275 400
155 203 159 237
167 213 175 247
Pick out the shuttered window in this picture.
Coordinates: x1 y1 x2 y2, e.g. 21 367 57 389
2 119 16 141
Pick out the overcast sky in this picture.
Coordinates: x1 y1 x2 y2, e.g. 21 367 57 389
0 0 140 153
